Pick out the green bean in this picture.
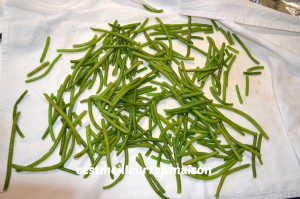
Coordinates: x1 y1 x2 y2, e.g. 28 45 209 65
101 119 113 179
226 54 236 73
226 45 239 54
181 135 207 152
88 70 98 89
223 148 244 161
57 45 92 52
87 99 102 130
122 22 141 30
57 75 71 104
59 167 79 175
180 91 203 98
133 23 212 34
132 51 171 61
136 66 148 73
245 75 250 96
165 100 212 115
27 61 50 77
96 69 104 94
186 67 218 72
193 110 220 124
213 104 269 139
210 87 233 106
186 16 192 57
175 173 182 194
124 61 143 76
227 31 235 45
257 134 263 165
40 36 51 63
26 54 62 83
72 35 97 48
86 125 94 155
243 71 262 75
12 90 28 138
187 158 238 180
183 151 218 165
252 136 257 178
219 27 232 45
218 126 242 161
217 42 225 66
211 20 219 30
91 28 139 45
177 151 210 158
247 66 264 71
155 18 173 60
232 33 260 64
3 111 21 191
103 147 128 189
154 36 177 41
143 4 163 13
235 84 243 104
47 94 56 142
173 33 207 56
15 126 25 138
151 155 170 164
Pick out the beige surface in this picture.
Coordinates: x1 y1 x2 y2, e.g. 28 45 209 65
261 0 291 14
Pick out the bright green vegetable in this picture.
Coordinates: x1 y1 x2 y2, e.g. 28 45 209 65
27 62 50 77
143 4 164 13
232 33 260 64
40 36 50 63
3 112 21 191
235 84 243 104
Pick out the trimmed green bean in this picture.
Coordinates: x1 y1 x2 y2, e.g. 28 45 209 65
27 62 50 77
3 112 21 191
232 33 260 64
40 36 51 63
143 4 163 13
235 84 243 104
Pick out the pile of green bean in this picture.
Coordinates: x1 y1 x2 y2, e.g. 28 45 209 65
4 17 269 199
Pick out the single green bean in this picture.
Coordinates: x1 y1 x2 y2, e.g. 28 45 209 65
235 84 243 104
40 36 51 63
143 4 163 13
27 62 50 77
232 33 260 64
245 75 250 96
3 111 21 191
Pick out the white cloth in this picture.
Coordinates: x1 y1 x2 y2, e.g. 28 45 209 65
0 0 300 198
